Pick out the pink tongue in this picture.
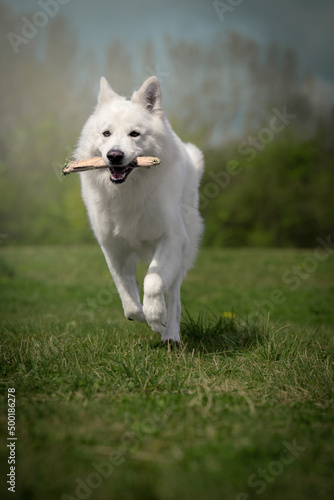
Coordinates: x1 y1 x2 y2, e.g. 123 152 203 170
111 168 125 180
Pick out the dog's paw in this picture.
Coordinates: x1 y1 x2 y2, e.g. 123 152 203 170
161 328 180 345
123 302 147 323
161 339 180 349
143 293 167 335
126 310 147 323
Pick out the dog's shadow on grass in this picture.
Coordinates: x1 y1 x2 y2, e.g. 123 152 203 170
177 310 267 355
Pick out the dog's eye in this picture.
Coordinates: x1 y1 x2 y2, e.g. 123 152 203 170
102 130 111 137
129 131 140 138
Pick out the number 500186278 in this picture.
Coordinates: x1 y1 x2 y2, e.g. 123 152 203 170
8 388 16 436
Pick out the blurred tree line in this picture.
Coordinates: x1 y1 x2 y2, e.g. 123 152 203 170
0 4 333 247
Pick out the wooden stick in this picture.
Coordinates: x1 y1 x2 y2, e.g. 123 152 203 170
62 156 160 175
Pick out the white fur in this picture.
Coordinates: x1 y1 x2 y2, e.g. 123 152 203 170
75 76 204 343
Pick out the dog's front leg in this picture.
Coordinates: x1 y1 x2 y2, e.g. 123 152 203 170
142 272 168 336
101 244 146 323
143 234 186 341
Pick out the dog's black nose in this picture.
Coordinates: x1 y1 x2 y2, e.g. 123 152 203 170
107 149 124 165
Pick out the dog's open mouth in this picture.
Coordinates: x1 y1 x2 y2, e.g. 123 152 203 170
108 165 133 184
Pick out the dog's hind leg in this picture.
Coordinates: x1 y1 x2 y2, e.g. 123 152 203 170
143 228 188 339
161 275 182 344
101 244 146 323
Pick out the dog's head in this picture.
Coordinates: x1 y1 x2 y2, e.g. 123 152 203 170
85 76 165 184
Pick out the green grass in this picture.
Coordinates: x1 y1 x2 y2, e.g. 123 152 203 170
0 245 333 500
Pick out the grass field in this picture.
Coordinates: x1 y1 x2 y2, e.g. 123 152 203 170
0 245 333 500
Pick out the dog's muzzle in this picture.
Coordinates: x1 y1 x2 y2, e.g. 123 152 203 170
106 149 135 183
108 165 134 183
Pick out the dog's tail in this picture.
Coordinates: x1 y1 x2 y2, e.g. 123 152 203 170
185 143 205 182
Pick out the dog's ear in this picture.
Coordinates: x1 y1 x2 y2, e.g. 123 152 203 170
131 76 162 114
97 77 118 105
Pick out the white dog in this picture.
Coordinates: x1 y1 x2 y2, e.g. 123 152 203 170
74 76 204 344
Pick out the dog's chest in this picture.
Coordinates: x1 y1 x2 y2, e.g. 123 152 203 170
82 173 167 250
111 200 161 240
93 186 164 245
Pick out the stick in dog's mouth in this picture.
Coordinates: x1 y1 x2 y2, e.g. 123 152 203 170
62 156 160 176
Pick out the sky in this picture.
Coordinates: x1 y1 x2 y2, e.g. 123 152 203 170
3 0 334 89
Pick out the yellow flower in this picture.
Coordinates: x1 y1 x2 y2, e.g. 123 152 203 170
222 312 235 319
